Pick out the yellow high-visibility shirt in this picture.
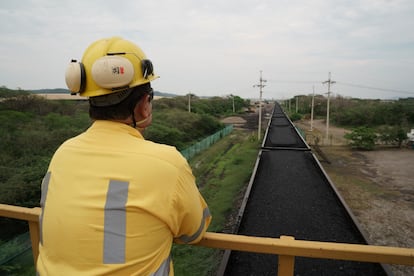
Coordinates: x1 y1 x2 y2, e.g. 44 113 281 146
37 120 211 275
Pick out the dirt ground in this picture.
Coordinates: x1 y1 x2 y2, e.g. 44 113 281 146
295 119 414 276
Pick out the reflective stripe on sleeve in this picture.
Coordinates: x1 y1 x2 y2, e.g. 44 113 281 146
39 171 51 245
150 255 171 276
177 207 211 243
103 180 129 264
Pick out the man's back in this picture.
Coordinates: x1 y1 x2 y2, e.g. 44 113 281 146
37 120 211 275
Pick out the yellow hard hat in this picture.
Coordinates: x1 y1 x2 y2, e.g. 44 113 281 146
65 37 158 97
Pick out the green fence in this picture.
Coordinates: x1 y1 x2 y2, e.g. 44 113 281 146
0 232 31 266
180 125 233 160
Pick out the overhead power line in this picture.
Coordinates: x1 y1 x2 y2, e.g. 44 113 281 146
336 82 414 95
268 79 414 95
267 80 318 84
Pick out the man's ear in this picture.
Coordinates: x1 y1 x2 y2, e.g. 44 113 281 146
135 94 151 118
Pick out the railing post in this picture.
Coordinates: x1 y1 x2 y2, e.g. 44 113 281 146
28 220 40 268
278 236 295 276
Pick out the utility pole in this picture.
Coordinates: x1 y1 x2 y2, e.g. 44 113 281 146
322 72 335 142
295 96 298 113
188 92 191 113
254 71 267 141
310 86 315 131
231 94 235 113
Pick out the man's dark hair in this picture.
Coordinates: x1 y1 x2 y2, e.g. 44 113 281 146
89 83 151 120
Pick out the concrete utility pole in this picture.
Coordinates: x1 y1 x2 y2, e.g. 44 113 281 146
231 94 235 113
254 71 267 141
188 92 191 113
295 96 298 113
310 86 315 131
322 72 335 142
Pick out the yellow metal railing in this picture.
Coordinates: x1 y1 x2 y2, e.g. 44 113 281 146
1 204 413 275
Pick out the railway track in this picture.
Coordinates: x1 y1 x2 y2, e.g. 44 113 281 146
219 103 389 275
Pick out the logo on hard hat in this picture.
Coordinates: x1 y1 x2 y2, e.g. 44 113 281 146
112 66 125 75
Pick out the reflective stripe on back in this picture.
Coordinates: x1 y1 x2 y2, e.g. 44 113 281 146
103 180 129 264
39 171 51 245
150 255 171 276
177 207 211 243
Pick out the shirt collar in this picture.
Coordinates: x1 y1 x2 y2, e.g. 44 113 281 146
89 120 144 139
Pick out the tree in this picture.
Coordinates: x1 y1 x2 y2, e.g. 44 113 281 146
344 127 377 150
289 112 302 121
378 126 407 147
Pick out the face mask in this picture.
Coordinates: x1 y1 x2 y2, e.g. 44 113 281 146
132 114 152 132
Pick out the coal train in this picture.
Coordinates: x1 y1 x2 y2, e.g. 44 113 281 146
219 102 389 275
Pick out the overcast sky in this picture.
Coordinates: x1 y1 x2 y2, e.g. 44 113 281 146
1 0 414 99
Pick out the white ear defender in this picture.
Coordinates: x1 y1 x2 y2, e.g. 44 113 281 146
65 56 135 94
65 60 86 94
91 56 135 89
64 37 158 98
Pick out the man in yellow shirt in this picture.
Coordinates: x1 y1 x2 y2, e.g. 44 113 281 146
37 37 211 275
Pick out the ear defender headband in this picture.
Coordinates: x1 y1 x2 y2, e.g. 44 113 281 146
65 53 154 94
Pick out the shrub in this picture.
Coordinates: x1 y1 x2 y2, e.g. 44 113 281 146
289 113 302 121
344 127 377 150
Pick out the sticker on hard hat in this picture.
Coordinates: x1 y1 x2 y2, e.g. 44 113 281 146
91 56 135 89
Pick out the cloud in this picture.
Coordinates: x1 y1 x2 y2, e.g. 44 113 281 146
0 0 413 99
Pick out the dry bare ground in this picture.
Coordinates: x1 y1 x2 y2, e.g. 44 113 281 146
295 119 414 276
